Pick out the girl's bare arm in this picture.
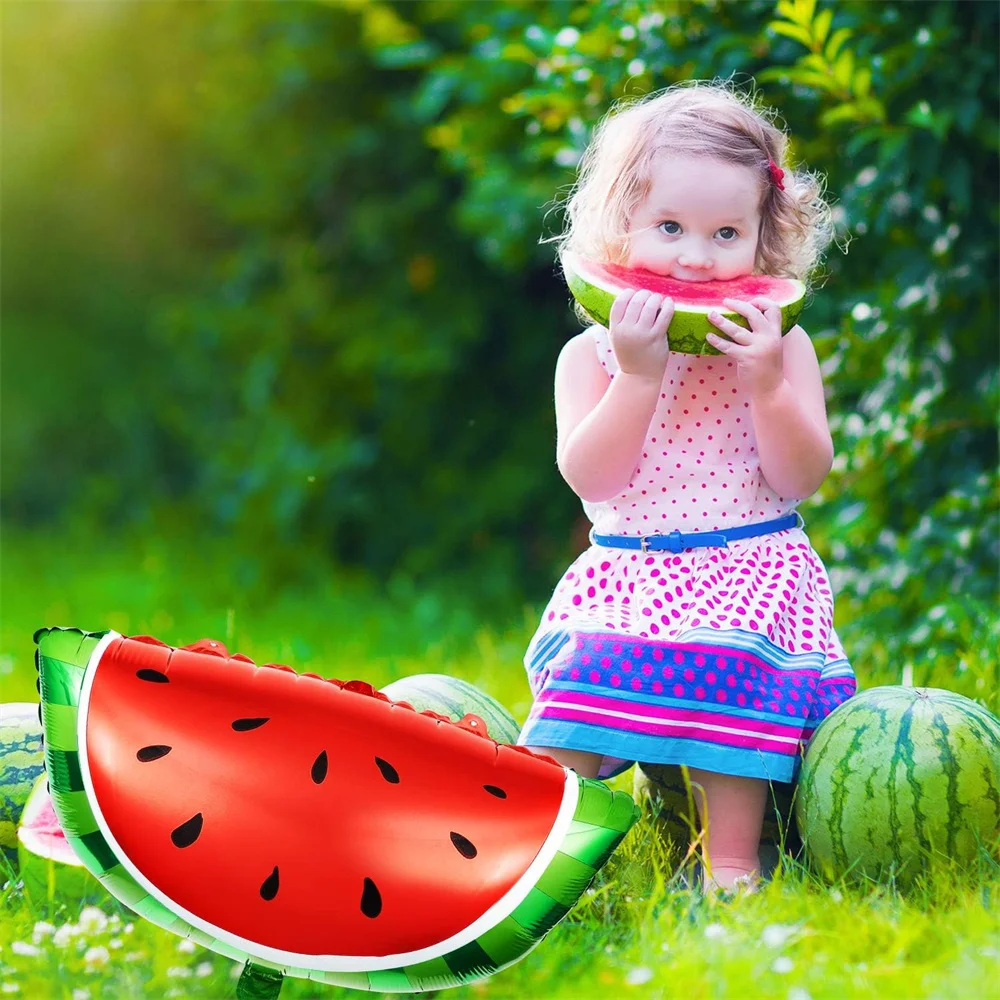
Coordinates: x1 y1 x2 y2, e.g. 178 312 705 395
554 332 662 504
749 326 834 500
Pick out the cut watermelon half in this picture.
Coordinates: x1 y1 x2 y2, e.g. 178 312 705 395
17 772 103 905
562 251 806 355
34 627 638 996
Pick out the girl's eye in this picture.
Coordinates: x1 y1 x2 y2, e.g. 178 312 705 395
659 221 681 235
717 227 738 241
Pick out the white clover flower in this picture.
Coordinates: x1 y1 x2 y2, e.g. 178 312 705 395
32 921 56 940
788 989 812 1000
626 966 654 986
554 27 580 48
762 924 800 948
72 990 91 1000
176 939 197 954
1 984 20 994
109 938 123 950
166 967 193 979
124 951 146 962
829 889 843 903
52 924 80 948
10 942 40 957
195 963 214 978
78 907 108 935
84 946 110 968
772 957 794 974
124 923 134 934
703 922 728 940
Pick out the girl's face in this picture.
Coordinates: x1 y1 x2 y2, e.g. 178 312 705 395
626 155 762 281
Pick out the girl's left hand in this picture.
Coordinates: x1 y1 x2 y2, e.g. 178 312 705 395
706 297 785 399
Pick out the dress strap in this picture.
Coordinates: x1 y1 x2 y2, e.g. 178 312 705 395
589 324 619 375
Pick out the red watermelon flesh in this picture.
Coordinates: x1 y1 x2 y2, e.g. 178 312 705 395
82 636 567 958
589 260 793 306
20 784 69 857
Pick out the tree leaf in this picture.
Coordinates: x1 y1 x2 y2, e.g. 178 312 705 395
833 48 855 89
794 0 817 27
824 26 852 63
853 66 872 99
819 103 862 128
770 20 814 48
813 8 833 49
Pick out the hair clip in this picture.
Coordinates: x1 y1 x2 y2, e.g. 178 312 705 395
768 159 786 191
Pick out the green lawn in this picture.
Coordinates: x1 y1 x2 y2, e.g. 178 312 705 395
2 527 998 999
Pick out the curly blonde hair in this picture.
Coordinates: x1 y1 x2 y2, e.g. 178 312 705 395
552 80 834 286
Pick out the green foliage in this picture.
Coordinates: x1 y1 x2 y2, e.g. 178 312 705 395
3 1 997 677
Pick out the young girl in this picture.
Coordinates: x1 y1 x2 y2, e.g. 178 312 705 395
519 82 856 891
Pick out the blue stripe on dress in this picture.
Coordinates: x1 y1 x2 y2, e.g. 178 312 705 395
526 625 838 675
528 629 570 672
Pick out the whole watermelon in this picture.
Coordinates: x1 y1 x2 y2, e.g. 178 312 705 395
1 702 46 872
379 674 522 744
796 686 1000 881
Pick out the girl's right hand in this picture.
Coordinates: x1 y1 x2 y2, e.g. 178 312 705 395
608 289 673 382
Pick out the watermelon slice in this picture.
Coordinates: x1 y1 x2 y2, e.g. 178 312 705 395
17 772 104 905
34 627 639 997
562 251 806 355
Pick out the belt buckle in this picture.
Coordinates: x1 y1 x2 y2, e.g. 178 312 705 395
641 531 685 554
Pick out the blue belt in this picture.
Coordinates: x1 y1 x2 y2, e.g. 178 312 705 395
590 512 803 554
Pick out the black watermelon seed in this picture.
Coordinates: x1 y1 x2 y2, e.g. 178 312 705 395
360 877 382 918
450 832 477 859
311 750 328 784
171 813 203 848
260 866 280 901
375 757 399 783
136 669 169 683
137 745 172 763
484 785 507 799
232 718 270 732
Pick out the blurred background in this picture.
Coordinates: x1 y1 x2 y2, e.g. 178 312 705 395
2 0 997 711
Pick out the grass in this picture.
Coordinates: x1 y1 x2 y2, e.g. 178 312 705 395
2 525 998 999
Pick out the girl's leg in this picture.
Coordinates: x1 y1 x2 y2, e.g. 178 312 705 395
687 767 768 890
525 746 603 779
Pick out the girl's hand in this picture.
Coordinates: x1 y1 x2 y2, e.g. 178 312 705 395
608 289 673 383
706 296 784 398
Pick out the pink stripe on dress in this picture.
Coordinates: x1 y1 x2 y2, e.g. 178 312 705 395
532 692 806 754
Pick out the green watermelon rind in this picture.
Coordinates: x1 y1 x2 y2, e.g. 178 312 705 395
36 627 639 992
795 685 1000 882
1 701 46 872
563 251 806 356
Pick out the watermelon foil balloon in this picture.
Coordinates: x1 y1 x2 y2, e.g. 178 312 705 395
562 251 805 356
34 627 639 997
796 686 1000 882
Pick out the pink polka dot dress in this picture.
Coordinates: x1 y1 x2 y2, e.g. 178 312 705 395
518 326 856 783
